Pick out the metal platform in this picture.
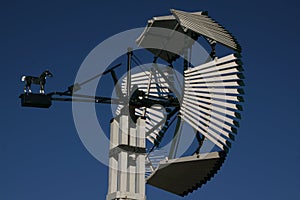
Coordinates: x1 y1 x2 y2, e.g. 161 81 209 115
19 93 52 108
146 151 226 196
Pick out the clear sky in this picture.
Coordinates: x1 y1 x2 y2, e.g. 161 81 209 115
1 0 300 200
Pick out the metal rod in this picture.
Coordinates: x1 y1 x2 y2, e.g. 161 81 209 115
65 63 122 93
127 48 133 101
127 48 133 145
79 63 122 86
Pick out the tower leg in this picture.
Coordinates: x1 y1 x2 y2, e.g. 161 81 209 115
106 116 146 200
136 118 146 196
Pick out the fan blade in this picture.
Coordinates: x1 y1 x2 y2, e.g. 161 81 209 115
186 68 241 79
180 53 243 150
181 105 235 140
185 87 243 95
181 101 238 126
183 97 239 118
186 61 242 77
171 9 241 51
186 74 243 83
181 114 229 151
186 80 243 87
185 53 240 75
185 91 242 102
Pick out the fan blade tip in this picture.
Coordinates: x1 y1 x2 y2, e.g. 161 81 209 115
233 120 240 127
238 88 245 95
226 141 232 148
234 52 242 58
235 112 241 119
237 73 245 79
231 127 238 134
236 60 244 66
237 66 245 72
229 133 235 140
219 151 227 157
224 146 230 153
236 104 243 111
238 80 245 86
202 11 209 15
237 96 245 102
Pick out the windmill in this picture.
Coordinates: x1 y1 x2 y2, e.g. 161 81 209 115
19 9 244 200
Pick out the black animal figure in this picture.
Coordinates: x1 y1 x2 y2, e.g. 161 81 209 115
21 70 53 94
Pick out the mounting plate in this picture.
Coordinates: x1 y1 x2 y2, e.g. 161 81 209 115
19 93 52 108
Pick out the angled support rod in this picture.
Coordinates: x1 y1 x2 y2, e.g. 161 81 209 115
67 63 122 93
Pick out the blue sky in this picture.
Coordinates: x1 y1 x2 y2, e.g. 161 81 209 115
1 0 300 200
